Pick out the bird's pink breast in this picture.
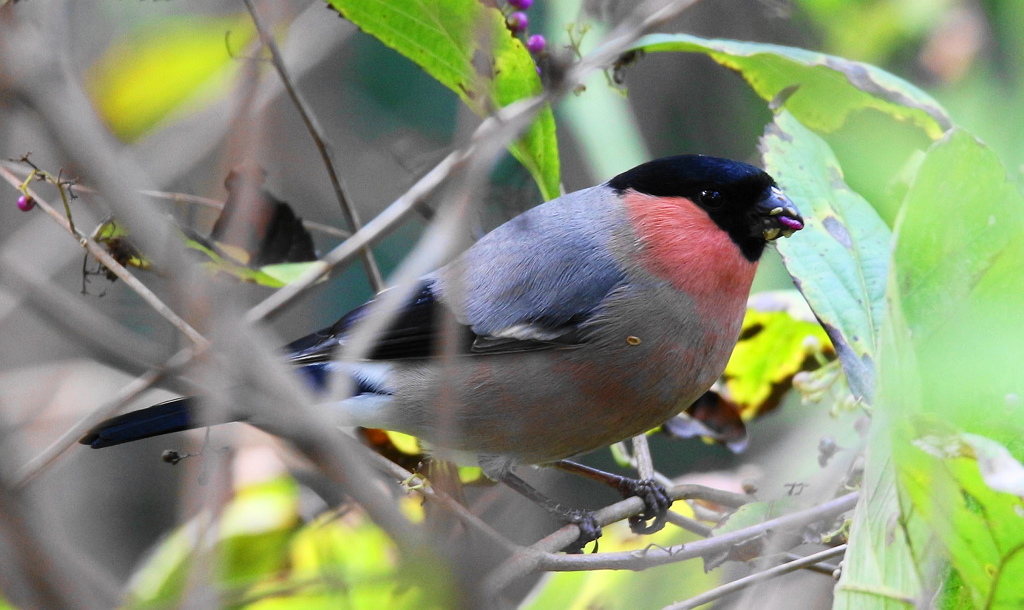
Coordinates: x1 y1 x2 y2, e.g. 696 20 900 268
622 191 757 318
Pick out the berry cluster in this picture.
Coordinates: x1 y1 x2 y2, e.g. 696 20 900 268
504 0 545 57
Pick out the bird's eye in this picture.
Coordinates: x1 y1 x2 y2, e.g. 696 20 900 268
698 189 723 208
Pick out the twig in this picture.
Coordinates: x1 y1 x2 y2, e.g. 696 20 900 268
242 0 383 292
0 167 210 348
485 483 756 593
665 510 713 537
541 492 856 571
2 4 429 580
632 433 656 480
485 492 857 594
246 150 470 322
0 412 119 609
0 163 353 239
783 551 839 576
13 347 200 488
0 256 168 375
137 189 352 239
246 0 701 323
363 451 523 555
208 314 427 555
662 545 848 610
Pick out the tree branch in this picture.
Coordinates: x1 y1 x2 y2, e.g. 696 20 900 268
0 167 209 348
13 347 200 488
242 0 383 292
246 0 701 323
663 544 847 610
485 491 857 594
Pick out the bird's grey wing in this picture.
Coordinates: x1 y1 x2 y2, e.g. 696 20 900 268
287 186 626 361
437 185 627 353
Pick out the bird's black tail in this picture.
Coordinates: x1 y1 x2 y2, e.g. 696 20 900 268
80 398 198 449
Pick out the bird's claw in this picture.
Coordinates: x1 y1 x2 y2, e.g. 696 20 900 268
561 509 602 554
619 478 672 535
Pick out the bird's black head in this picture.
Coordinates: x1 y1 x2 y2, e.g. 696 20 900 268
607 155 803 261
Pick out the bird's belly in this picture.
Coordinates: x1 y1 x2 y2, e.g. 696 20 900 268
383 315 740 465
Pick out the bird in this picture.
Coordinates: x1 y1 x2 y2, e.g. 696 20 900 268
81 154 803 549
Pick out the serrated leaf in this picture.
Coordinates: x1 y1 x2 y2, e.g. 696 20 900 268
627 33 950 138
87 15 255 141
325 0 560 200
760 112 891 401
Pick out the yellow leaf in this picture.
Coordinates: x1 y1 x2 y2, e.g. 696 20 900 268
88 15 255 141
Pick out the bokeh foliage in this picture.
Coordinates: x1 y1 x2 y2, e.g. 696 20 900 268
74 0 1024 608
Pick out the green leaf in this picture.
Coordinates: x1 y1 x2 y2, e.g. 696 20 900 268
885 129 1024 435
326 0 560 200
627 33 950 138
833 443 924 610
882 128 1024 608
760 111 891 401
219 477 302 586
258 262 326 286
185 237 307 288
127 474 454 608
87 15 256 141
895 425 1024 609
127 476 301 607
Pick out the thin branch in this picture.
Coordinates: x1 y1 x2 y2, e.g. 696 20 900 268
1 4 428 576
246 0 700 323
783 551 839 576
0 414 119 609
665 510 713 537
13 347 200 488
632 433 656 480
540 492 857 571
246 150 469 322
485 492 857 594
0 163 354 240
363 451 523 555
242 0 383 292
137 189 352 239
0 167 209 348
662 545 848 610
0 256 168 375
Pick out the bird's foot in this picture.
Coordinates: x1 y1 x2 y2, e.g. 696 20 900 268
618 478 672 535
561 509 602 554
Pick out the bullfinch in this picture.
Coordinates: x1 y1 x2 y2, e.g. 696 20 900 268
80 155 803 548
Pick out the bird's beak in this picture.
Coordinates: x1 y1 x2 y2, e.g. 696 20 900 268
756 187 803 241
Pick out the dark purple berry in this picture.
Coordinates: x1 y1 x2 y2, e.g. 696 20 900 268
526 34 546 54
507 11 528 33
16 195 35 212
508 0 533 9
